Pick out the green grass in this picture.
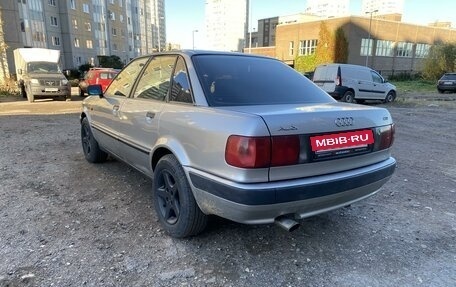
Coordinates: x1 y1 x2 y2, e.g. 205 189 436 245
390 80 436 94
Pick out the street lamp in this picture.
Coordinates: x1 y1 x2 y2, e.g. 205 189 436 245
157 16 165 52
192 30 198 50
365 9 378 66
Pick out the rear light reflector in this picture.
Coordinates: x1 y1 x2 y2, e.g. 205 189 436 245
271 135 300 166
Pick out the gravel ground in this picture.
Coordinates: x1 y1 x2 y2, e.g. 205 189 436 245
0 95 455 287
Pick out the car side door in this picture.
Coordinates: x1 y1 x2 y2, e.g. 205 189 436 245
369 70 389 100
89 57 149 157
115 55 177 175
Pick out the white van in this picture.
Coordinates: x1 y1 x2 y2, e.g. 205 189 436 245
312 64 397 103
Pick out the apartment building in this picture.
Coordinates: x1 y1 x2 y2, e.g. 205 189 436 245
205 0 248 52
0 0 165 78
305 0 350 18
361 0 404 15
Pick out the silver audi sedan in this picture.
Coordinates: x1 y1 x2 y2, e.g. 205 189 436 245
80 51 396 238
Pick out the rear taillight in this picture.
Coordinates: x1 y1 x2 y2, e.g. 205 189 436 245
225 136 270 168
225 135 300 168
374 124 395 151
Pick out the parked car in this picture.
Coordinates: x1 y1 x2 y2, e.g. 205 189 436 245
79 68 119 96
80 51 396 238
437 72 456 93
312 63 397 103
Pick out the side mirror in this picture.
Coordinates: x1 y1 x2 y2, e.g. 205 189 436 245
87 84 103 98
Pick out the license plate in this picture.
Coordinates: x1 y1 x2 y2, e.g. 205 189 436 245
45 88 58 92
310 129 374 152
444 81 453 85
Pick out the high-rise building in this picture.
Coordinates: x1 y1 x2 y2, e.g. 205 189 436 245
361 0 404 15
305 0 350 18
205 0 248 52
0 0 166 78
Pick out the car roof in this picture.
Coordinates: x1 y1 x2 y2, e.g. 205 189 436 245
146 50 277 61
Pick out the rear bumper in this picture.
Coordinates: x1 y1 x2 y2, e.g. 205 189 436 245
31 86 70 97
186 157 396 224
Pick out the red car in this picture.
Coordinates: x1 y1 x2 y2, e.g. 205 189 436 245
79 68 119 96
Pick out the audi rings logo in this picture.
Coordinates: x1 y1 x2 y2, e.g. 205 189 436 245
335 117 354 127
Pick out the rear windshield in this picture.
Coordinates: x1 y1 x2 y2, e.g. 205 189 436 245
192 55 334 106
441 74 456 80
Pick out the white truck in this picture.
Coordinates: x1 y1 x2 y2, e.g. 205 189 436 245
14 48 71 102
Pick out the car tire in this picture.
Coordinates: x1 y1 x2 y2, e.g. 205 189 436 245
20 85 27 98
153 154 208 238
342 91 355 103
66 94 72 101
81 117 108 163
384 91 396 103
437 89 444 94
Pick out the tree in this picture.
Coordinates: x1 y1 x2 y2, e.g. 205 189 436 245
295 22 349 73
334 27 349 63
314 21 334 65
422 43 456 81
97 55 124 69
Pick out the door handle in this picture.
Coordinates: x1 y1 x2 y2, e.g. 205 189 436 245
146 112 155 119
112 105 120 116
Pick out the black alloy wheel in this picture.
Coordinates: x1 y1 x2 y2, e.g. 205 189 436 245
153 154 208 238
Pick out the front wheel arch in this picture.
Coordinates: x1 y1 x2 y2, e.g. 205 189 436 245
384 90 396 103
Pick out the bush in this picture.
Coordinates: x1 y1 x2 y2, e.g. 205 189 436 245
422 43 456 81
0 77 19 96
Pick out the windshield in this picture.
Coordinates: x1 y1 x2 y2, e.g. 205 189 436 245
27 62 61 73
442 74 456 80
192 55 335 106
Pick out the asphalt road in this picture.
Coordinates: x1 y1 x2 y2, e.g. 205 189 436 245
0 98 455 287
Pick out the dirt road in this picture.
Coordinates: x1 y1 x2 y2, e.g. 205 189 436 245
0 98 455 286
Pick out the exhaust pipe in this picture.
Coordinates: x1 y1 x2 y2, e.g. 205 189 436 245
274 216 300 232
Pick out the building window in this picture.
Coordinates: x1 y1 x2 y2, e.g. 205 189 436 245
48 0 56 6
127 17 131 25
299 39 318 56
72 19 78 29
112 28 117 36
113 43 118 51
52 36 60 46
109 11 115 20
396 42 413 57
33 31 45 43
50 16 58 26
70 0 75 9
99 40 107 48
83 3 89 13
415 43 431 58
74 38 80 47
375 40 394 57
109 0 114 4
360 38 373 56
86 40 93 49
118 0 123 7
120 15 124 22
85 22 91 31
289 41 294 56
75 56 82 65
